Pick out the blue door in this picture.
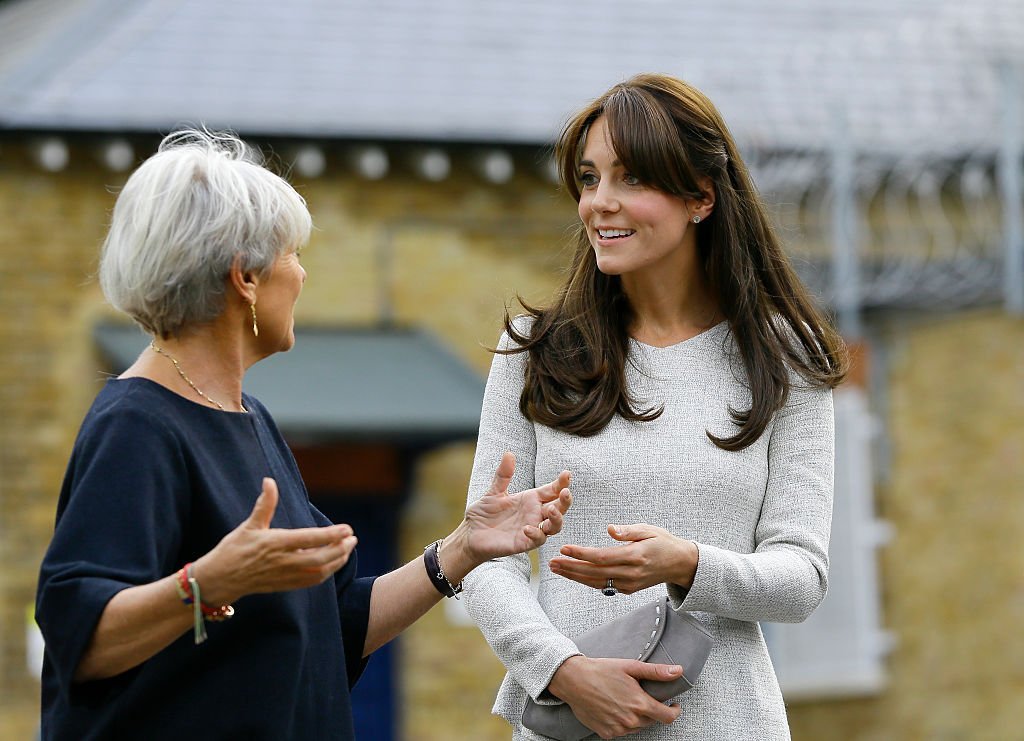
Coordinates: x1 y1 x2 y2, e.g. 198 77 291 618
312 495 400 741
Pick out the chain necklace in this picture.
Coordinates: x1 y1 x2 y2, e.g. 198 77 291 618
149 341 248 413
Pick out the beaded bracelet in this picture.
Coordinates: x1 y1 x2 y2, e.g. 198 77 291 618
423 539 463 599
175 563 235 644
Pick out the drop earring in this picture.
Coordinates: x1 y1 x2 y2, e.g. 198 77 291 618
250 302 259 337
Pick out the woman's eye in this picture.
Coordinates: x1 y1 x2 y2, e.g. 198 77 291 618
579 172 598 187
623 173 640 186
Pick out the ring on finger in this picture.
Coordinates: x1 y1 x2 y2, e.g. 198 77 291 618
602 578 618 597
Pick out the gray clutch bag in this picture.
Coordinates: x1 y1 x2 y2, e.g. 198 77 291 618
521 596 713 741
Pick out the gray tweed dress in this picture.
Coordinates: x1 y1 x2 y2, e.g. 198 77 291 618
462 320 834 740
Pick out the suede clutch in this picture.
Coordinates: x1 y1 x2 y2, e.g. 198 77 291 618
521 597 713 741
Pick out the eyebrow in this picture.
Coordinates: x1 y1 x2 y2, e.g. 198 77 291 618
578 158 623 168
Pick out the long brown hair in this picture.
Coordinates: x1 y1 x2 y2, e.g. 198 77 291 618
501 73 847 451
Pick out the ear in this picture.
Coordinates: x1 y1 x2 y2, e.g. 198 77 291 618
692 176 716 220
228 253 260 305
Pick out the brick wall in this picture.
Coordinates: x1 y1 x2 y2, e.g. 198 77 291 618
0 148 124 738
2 139 1021 739
788 310 1024 740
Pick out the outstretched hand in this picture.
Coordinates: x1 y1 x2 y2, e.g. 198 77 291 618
194 477 359 605
463 452 572 562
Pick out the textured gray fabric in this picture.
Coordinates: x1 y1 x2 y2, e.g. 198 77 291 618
463 319 834 740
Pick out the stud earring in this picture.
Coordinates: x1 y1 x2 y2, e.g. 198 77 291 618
692 215 702 224
250 302 259 337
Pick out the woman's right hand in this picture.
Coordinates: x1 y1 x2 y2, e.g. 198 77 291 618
193 477 358 606
547 655 683 739
73 478 355 682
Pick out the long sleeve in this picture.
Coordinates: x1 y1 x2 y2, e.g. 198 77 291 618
668 380 835 623
461 330 581 701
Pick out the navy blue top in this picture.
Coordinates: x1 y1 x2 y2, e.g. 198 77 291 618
36 378 376 741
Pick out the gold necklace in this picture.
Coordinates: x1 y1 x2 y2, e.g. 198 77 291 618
149 341 248 413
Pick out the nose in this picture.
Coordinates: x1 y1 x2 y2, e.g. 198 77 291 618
588 181 619 214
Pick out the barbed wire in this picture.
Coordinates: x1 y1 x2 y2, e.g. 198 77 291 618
748 148 1010 311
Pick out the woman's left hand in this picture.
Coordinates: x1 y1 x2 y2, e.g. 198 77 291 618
362 454 571 657
461 452 572 563
548 524 698 594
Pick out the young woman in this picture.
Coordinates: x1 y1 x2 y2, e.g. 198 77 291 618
463 74 847 739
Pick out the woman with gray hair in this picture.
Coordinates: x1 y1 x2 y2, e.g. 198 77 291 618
35 129 573 741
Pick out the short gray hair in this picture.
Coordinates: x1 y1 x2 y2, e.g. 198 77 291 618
99 129 312 337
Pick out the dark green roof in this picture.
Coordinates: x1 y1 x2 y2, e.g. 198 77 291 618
94 322 485 446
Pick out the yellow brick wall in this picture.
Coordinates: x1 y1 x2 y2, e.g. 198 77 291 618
2 140 1022 740
0 148 124 739
294 170 570 740
788 311 1024 740
0 141 568 738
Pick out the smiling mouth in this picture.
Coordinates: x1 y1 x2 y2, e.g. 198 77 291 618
596 228 635 239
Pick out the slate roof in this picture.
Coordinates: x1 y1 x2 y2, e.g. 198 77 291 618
94 322 486 445
0 0 1021 154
